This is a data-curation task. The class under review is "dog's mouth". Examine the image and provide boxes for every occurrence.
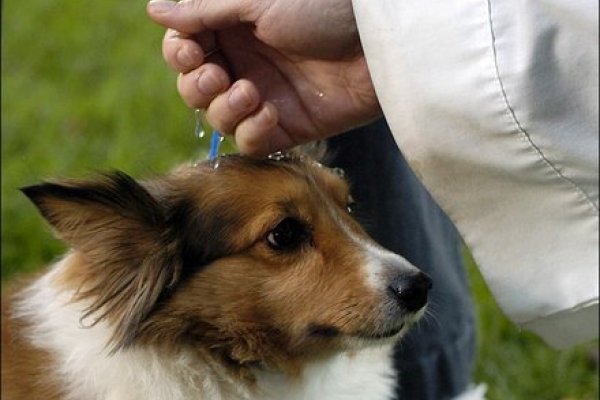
[308,323,405,340]
[353,323,405,340]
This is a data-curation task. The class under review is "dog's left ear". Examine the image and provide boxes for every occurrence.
[21,172,182,351]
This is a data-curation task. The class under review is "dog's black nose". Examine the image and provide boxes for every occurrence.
[388,272,433,312]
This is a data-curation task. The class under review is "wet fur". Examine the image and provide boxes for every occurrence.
[2,154,426,399]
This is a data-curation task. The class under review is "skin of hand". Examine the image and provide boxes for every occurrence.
[147,0,382,156]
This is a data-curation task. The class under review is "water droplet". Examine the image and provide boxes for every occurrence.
[195,109,205,139]
[332,167,345,177]
[267,151,287,161]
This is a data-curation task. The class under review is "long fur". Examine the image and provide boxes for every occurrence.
[2,154,429,400]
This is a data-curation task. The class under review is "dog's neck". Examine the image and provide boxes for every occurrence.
[15,255,397,400]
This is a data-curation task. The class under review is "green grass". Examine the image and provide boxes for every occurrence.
[2,1,597,398]
[464,252,598,400]
[2,0,232,278]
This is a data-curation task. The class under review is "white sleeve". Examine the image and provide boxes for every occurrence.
[352,0,598,348]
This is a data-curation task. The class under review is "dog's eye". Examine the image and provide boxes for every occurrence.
[267,217,310,251]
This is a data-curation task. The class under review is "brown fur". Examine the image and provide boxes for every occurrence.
[3,154,417,395]
[2,279,65,399]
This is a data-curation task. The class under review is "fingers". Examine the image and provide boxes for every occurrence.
[201,81,297,156]
[148,0,296,156]
[177,67,297,156]
[235,103,298,157]
[163,29,204,73]
[163,28,222,74]
[177,64,230,109]
[205,80,260,134]
[147,0,260,34]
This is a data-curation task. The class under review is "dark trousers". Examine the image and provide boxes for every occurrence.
[326,119,476,400]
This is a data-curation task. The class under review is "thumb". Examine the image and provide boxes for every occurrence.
[147,0,261,34]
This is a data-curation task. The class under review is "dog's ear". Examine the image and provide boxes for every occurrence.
[21,172,165,248]
[21,172,182,351]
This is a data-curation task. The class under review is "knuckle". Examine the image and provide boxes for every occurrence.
[177,74,207,109]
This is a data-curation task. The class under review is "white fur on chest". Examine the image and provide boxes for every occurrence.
[257,345,396,400]
[15,259,397,400]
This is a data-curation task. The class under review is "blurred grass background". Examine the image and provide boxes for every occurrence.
[1,1,597,399]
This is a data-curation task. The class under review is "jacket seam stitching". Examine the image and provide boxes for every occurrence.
[486,0,599,214]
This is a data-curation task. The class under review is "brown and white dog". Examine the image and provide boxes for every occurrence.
[1,153,431,400]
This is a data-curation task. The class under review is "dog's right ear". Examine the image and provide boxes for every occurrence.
[21,172,165,251]
[21,172,183,351]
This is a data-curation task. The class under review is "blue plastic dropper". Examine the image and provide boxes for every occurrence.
[208,130,223,161]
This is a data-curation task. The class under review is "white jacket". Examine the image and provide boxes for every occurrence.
[353,0,598,348]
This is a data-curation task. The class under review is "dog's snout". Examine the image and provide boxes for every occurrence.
[388,272,432,312]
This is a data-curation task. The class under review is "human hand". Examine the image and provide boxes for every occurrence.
[147,0,381,156]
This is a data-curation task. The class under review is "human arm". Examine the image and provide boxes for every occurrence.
[353,0,598,348]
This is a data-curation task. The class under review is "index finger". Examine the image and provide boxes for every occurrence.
[147,0,262,34]
[162,29,204,73]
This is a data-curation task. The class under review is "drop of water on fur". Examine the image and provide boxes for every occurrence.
[332,167,345,178]
[267,151,287,161]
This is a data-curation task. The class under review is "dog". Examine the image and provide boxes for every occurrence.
[1,152,432,400]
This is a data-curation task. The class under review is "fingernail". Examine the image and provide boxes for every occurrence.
[148,0,176,13]
[197,71,223,96]
[177,47,199,69]
[228,85,254,111]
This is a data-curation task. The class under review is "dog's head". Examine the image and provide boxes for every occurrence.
[22,154,431,375]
